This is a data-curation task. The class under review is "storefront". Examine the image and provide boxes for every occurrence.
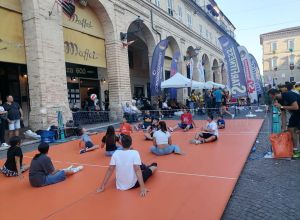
[0,0,29,125]
[62,2,107,110]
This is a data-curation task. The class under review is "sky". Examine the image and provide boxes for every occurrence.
[217,0,300,70]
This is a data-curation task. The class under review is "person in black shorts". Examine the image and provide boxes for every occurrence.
[268,89,300,153]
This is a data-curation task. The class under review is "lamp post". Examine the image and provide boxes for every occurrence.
[289,48,295,78]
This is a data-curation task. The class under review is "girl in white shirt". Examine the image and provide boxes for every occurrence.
[150,121,183,156]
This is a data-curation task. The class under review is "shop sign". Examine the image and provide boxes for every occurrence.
[66,62,98,79]
[63,2,104,39]
[63,27,106,68]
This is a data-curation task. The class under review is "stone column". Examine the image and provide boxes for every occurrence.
[22,0,71,130]
[105,41,132,121]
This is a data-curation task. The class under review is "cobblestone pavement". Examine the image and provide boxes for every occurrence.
[1,109,299,219]
[222,111,300,220]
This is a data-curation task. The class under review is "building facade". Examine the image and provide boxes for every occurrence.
[260,26,300,86]
[0,0,235,130]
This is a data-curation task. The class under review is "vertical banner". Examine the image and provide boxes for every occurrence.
[170,51,181,99]
[218,35,247,98]
[150,39,169,96]
[238,46,258,103]
[198,58,205,82]
[249,53,263,95]
[190,58,194,84]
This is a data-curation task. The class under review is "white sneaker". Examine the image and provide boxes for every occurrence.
[0,143,9,150]
[231,114,235,119]
[63,165,74,172]
[71,166,84,173]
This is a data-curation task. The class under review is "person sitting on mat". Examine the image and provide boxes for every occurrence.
[150,121,184,156]
[1,136,29,178]
[29,142,83,187]
[134,110,152,131]
[217,115,225,129]
[96,135,157,197]
[144,118,160,140]
[79,127,99,154]
[101,126,123,157]
[168,109,196,132]
[190,114,219,145]
[119,117,133,139]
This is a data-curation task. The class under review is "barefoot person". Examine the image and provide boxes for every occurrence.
[151,121,184,156]
[29,143,83,187]
[190,114,218,144]
[97,135,157,197]
[78,128,99,154]
[168,109,196,132]
[1,136,29,178]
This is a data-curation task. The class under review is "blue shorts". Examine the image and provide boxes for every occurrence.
[44,170,66,186]
[178,123,193,129]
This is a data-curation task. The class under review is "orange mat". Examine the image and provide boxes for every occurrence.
[0,119,263,220]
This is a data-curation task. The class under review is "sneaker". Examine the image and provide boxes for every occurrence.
[79,149,86,154]
[71,166,84,173]
[189,139,197,144]
[63,165,74,172]
[231,114,235,119]
[149,162,158,167]
[0,143,10,151]
[134,125,139,131]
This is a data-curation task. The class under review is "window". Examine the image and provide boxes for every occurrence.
[178,5,183,21]
[154,0,160,7]
[270,42,277,52]
[290,77,295,82]
[289,55,295,64]
[206,29,209,39]
[287,39,295,51]
[167,0,173,16]
[187,13,192,28]
[271,57,277,70]
[199,24,203,35]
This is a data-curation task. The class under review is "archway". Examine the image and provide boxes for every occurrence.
[202,54,210,82]
[127,22,156,99]
[212,59,219,83]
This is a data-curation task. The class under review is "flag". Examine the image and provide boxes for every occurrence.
[218,35,247,98]
[238,46,258,103]
[57,0,75,18]
[170,51,180,99]
[249,54,263,95]
[150,39,168,96]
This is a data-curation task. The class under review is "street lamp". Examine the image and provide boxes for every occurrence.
[289,48,295,76]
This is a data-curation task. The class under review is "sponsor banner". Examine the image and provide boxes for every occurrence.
[218,36,247,98]
[170,51,180,99]
[238,46,258,103]
[198,59,205,82]
[63,27,106,68]
[150,39,168,96]
[249,53,263,94]
[0,7,26,64]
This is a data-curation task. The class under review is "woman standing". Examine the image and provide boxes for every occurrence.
[150,121,183,156]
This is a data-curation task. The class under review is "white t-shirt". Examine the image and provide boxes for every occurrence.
[206,121,219,137]
[153,130,171,145]
[110,150,141,190]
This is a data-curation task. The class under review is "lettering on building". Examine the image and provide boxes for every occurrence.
[64,41,98,61]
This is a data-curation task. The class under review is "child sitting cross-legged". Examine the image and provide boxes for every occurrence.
[78,127,99,154]
[97,135,157,197]
[101,126,123,157]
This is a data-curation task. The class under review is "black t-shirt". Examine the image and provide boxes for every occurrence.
[29,154,55,187]
[3,102,21,120]
[102,135,120,151]
[4,146,23,172]
[282,91,300,115]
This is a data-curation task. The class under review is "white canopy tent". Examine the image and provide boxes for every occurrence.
[161,72,204,89]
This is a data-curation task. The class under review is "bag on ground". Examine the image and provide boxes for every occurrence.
[269,131,294,158]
